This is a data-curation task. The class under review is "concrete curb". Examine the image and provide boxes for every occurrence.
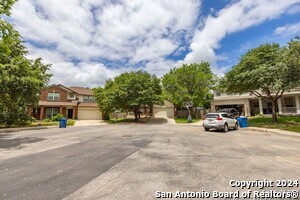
[0,126,57,133]
[243,127,300,138]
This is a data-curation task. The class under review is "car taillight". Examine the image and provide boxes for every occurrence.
[216,117,223,120]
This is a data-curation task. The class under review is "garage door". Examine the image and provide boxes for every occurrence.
[78,107,102,120]
[153,107,174,118]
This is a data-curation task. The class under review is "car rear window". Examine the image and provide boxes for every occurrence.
[205,114,219,118]
[221,114,229,118]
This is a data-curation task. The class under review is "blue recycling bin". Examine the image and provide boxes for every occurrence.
[59,118,67,128]
[237,116,248,128]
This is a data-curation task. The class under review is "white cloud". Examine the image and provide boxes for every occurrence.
[10,0,300,87]
[184,0,300,65]
[25,44,121,87]
[287,4,300,14]
[11,0,201,86]
[274,22,300,38]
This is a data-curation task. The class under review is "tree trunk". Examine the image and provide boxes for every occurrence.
[133,109,138,121]
[271,100,278,123]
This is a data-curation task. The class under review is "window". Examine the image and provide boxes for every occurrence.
[205,114,219,118]
[221,113,229,118]
[46,108,58,119]
[285,98,294,107]
[47,93,59,101]
[83,96,95,102]
[253,102,259,107]
[69,93,75,98]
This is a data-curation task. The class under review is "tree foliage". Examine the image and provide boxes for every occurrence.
[0,0,52,126]
[93,70,163,120]
[0,0,16,16]
[162,62,215,108]
[220,38,300,122]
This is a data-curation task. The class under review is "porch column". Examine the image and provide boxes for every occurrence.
[72,106,76,119]
[296,95,300,114]
[211,103,216,112]
[59,106,63,114]
[258,98,263,114]
[40,106,44,120]
[244,99,250,116]
[277,98,282,114]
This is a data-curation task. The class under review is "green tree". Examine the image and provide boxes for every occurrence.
[93,70,163,120]
[162,62,215,109]
[220,39,300,122]
[0,0,16,16]
[0,0,52,126]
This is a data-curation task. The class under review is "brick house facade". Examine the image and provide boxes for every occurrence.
[29,84,101,120]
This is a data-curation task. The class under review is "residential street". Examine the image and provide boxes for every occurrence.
[0,124,299,200]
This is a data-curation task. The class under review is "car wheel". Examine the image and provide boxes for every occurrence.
[223,124,228,133]
[204,128,209,131]
[234,123,239,130]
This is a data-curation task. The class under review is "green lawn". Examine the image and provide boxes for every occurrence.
[248,116,300,133]
[175,117,201,124]
[0,119,76,128]
[105,118,147,124]
[32,121,59,126]
[32,119,76,126]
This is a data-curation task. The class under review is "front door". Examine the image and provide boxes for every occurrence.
[67,109,73,119]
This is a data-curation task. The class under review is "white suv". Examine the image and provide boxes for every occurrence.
[203,113,239,132]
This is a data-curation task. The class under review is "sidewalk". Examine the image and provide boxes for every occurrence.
[243,127,300,138]
[74,120,107,126]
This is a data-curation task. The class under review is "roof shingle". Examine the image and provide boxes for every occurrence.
[69,87,93,95]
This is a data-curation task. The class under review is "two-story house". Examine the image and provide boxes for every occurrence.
[211,88,300,116]
[28,84,102,120]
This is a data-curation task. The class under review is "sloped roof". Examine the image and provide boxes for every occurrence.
[39,101,78,106]
[69,87,93,95]
[43,84,74,93]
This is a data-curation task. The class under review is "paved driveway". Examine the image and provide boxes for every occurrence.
[74,120,107,126]
[0,125,299,200]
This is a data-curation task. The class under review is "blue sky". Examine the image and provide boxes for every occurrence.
[10,0,300,87]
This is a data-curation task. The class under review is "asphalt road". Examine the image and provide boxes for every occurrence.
[0,124,299,200]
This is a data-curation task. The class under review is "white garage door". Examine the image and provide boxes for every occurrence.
[153,107,174,118]
[78,107,102,120]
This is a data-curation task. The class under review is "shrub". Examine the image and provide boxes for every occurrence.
[0,110,31,127]
[30,117,37,122]
[43,118,51,122]
[255,113,265,118]
[102,112,110,120]
[67,119,76,126]
[52,113,64,121]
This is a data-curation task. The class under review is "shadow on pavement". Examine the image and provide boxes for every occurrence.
[146,118,168,124]
[0,137,45,149]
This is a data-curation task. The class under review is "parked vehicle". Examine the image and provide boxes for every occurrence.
[203,113,239,132]
[218,108,239,117]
